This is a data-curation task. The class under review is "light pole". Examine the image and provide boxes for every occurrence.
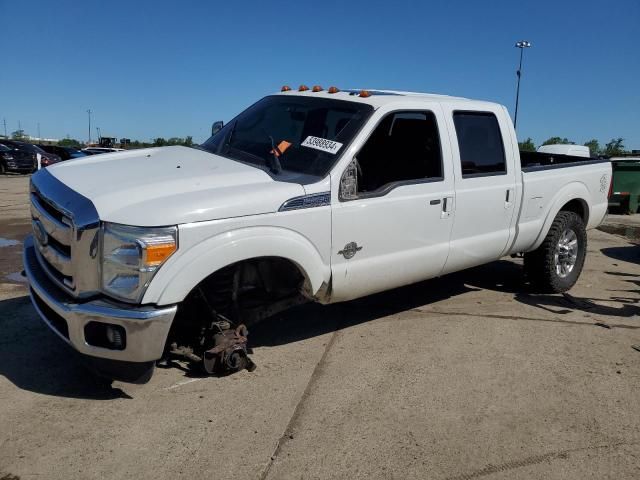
[87,109,92,144]
[514,40,531,131]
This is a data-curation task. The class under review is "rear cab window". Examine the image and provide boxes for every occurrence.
[453,111,506,177]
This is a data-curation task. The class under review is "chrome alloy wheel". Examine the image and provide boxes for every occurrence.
[554,229,578,278]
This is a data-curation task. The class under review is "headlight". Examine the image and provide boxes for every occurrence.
[101,222,177,303]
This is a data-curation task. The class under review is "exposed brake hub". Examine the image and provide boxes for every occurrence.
[203,324,256,375]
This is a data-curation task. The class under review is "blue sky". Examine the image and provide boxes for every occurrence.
[1,0,638,148]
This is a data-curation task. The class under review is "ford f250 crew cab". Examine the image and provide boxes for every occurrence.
[23,87,611,382]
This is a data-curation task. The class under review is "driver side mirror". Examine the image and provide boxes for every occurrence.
[211,121,224,136]
[339,159,359,201]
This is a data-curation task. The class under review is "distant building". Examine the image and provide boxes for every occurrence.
[27,136,59,144]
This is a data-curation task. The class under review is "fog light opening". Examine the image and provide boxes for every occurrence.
[84,322,126,350]
[106,326,124,348]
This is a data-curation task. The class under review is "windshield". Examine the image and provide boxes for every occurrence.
[200,95,373,178]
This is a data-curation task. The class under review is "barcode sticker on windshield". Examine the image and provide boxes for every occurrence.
[301,136,343,154]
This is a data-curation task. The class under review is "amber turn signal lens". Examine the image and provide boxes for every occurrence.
[145,243,177,267]
[328,86,340,93]
[281,85,292,92]
[298,85,309,91]
[312,85,323,92]
[359,90,371,98]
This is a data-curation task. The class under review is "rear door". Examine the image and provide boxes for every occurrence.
[441,106,518,274]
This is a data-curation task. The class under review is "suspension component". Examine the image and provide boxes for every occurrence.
[203,324,256,374]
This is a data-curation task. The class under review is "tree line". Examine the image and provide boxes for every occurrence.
[518,136,629,157]
[58,136,195,149]
[8,129,194,150]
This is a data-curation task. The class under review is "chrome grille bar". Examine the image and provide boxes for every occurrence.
[30,193,72,245]
[32,233,73,277]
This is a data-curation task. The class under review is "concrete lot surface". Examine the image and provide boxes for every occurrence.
[0,174,639,479]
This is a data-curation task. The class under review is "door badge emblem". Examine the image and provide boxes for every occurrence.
[338,242,362,259]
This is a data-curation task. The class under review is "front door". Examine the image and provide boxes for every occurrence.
[330,107,455,302]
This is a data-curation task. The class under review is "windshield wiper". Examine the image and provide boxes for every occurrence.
[265,133,283,174]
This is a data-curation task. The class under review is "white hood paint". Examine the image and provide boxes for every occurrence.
[48,146,305,226]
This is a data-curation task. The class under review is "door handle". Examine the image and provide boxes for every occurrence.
[505,188,514,209]
[430,199,441,205]
[441,196,454,219]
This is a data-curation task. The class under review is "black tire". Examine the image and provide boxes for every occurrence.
[524,211,587,293]
[0,161,6,175]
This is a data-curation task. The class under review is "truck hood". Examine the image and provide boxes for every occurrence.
[47,146,305,226]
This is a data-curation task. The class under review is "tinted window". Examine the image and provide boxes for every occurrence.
[356,111,443,194]
[453,112,506,176]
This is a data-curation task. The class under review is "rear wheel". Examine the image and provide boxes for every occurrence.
[524,211,587,293]
[0,162,6,175]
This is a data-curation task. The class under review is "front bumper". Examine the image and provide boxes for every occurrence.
[5,163,34,173]
[23,235,177,364]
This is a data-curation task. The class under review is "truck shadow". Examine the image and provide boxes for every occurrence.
[0,295,132,400]
[601,245,640,265]
[251,260,521,348]
[251,259,640,348]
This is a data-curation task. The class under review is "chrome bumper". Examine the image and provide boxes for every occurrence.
[23,235,177,363]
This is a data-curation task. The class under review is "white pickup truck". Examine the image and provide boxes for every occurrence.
[23,87,611,382]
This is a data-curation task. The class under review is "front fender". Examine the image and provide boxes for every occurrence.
[529,181,590,251]
[142,226,330,305]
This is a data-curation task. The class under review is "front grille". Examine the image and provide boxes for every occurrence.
[32,191,69,224]
[30,169,101,298]
[46,234,71,258]
[31,190,75,290]
[37,251,73,286]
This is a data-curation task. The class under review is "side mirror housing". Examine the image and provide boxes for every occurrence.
[211,121,224,136]
[339,159,359,201]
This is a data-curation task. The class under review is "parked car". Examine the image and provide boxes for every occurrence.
[0,139,61,169]
[37,144,88,161]
[0,143,35,173]
[23,87,611,383]
[82,147,125,155]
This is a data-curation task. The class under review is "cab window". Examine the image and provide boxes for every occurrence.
[453,111,506,177]
[355,111,443,194]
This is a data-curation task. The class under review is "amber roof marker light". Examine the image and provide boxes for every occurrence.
[312,85,323,92]
[359,90,371,98]
[328,86,340,94]
[281,85,292,92]
[298,85,310,91]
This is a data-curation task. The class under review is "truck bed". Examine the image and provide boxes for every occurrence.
[509,152,611,255]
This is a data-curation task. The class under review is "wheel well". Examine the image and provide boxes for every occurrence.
[559,198,588,224]
[167,257,309,353]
